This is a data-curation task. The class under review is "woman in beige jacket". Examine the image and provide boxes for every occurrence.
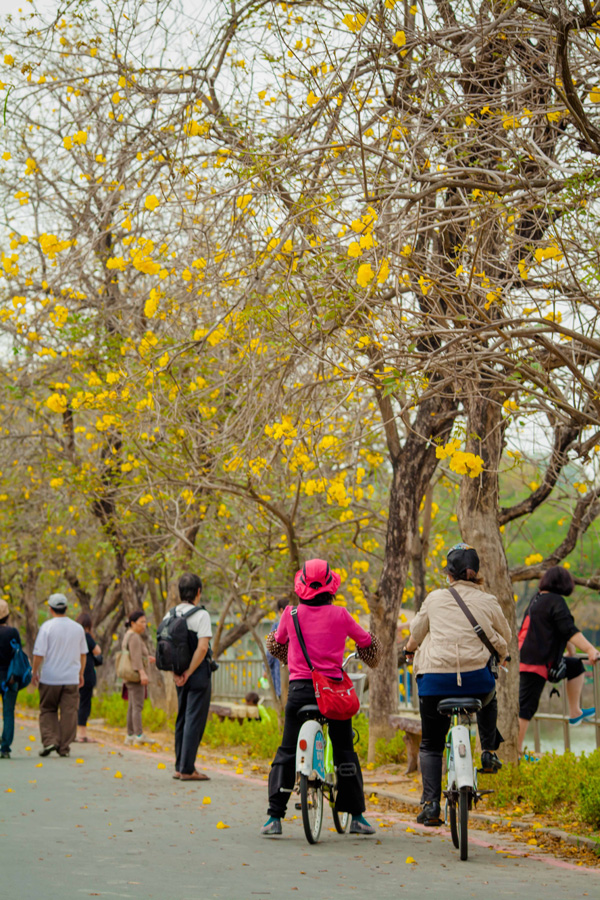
[405,543,511,827]
[122,611,156,746]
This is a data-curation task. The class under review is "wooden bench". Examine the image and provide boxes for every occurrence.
[389,714,422,774]
[209,701,260,723]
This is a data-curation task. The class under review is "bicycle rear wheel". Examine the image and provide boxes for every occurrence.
[458,786,469,861]
[448,799,459,849]
[331,803,350,833]
[300,773,324,844]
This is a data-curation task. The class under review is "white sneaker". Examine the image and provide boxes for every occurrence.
[124,735,135,745]
[134,733,156,745]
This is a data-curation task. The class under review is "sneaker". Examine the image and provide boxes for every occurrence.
[39,744,57,757]
[133,733,156,745]
[349,815,376,835]
[0,750,10,759]
[570,707,595,726]
[260,817,282,836]
[480,751,502,774]
[416,801,443,827]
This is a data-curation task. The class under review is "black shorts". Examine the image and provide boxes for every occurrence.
[519,656,585,720]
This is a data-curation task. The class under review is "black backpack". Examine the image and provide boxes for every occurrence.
[156,605,203,675]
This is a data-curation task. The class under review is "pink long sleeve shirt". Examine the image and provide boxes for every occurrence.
[275,604,372,681]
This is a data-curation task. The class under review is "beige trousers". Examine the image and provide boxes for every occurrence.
[39,683,80,754]
[126,682,145,736]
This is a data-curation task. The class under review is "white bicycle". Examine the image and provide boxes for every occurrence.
[439,697,493,861]
[294,653,366,844]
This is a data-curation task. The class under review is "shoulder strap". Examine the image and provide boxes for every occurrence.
[447,586,498,660]
[290,607,313,671]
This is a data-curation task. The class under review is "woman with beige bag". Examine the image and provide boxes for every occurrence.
[118,611,156,746]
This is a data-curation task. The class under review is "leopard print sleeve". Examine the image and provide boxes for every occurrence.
[356,633,381,668]
[266,631,288,665]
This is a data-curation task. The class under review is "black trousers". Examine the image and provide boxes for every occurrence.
[419,690,502,803]
[78,680,95,727]
[175,660,212,775]
[267,679,365,818]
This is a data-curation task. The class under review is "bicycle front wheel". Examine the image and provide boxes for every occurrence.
[300,773,324,844]
[458,787,469,861]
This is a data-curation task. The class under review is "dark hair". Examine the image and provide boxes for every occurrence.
[245,691,259,705]
[178,572,202,603]
[0,614,8,625]
[77,612,93,631]
[126,609,146,627]
[463,568,484,585]
[539,566,574,596]
[299,591,334,607]
[276,597,288,612]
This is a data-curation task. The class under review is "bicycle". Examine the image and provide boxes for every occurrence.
[439,696,493,861]
[294,652,366,844]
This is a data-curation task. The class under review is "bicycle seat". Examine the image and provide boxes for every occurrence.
[297,704,325,723]
[437,697,482,715]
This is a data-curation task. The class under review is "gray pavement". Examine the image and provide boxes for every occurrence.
[1,724,598,900]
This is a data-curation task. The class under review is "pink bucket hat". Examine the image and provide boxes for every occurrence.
[294,558,341,601]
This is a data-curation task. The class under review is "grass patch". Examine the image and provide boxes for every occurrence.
[480,750,600,830]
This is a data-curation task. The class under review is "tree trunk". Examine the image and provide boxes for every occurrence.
[22,566,39,658]
[457,393,519,763]
[368,391,456,760]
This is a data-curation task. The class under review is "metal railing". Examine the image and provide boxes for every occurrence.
[211,659,265,700]
[212,655,600,754]
[530,655,600,753]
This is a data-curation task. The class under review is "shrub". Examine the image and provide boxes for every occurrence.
[578,773,600,829]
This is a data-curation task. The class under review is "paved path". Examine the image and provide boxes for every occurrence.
[1,724,598,900]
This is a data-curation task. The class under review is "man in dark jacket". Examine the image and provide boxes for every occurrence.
[0,599,22,758]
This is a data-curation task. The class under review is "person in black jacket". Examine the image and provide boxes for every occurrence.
[75,613,103,743]
[0,599,21,758]
[518,566,599,752]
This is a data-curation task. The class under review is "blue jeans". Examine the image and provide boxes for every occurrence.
[267,654,281,698]
[1,685,17,753]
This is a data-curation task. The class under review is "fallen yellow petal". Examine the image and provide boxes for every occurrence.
[76,758,84,764]
[5,788,14,793]
[35,763,43,768]
[114,771,123,779]
[216,821,229,829]
[25,746,31,751]
[202,797,211,805]
[29,735,36,741]
[405,856,417,864]
[405,826,415,833]
[157,762,166,769]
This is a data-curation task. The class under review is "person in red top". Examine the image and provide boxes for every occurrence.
[518,566,599,753]
[261,558,381,837]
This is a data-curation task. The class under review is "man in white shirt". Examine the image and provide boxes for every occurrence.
[32,593,87,757]
[163,573,213,781]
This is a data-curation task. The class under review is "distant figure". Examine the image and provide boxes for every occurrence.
[162,573,213,782]
[265,597,288,698]
[0,599,22,759]
[75,613,103,743]
[122,611,156,746]
[245,691,260,706]
[32,593,87,758]
[518,566,600,752]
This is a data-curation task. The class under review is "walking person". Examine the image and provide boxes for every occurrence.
[122,610,156,746]
[518,565,599,753]
[264,597,287,699]
[75,613,103,743]
[261,558,381,837]
[405,543,512,826]
[0,599,22,759]
[32,593,87,758]
[159,573,213,781]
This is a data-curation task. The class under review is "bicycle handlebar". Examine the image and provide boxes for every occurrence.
[342,652,358,671]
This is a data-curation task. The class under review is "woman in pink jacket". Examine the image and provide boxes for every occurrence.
[261,558,381,837]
